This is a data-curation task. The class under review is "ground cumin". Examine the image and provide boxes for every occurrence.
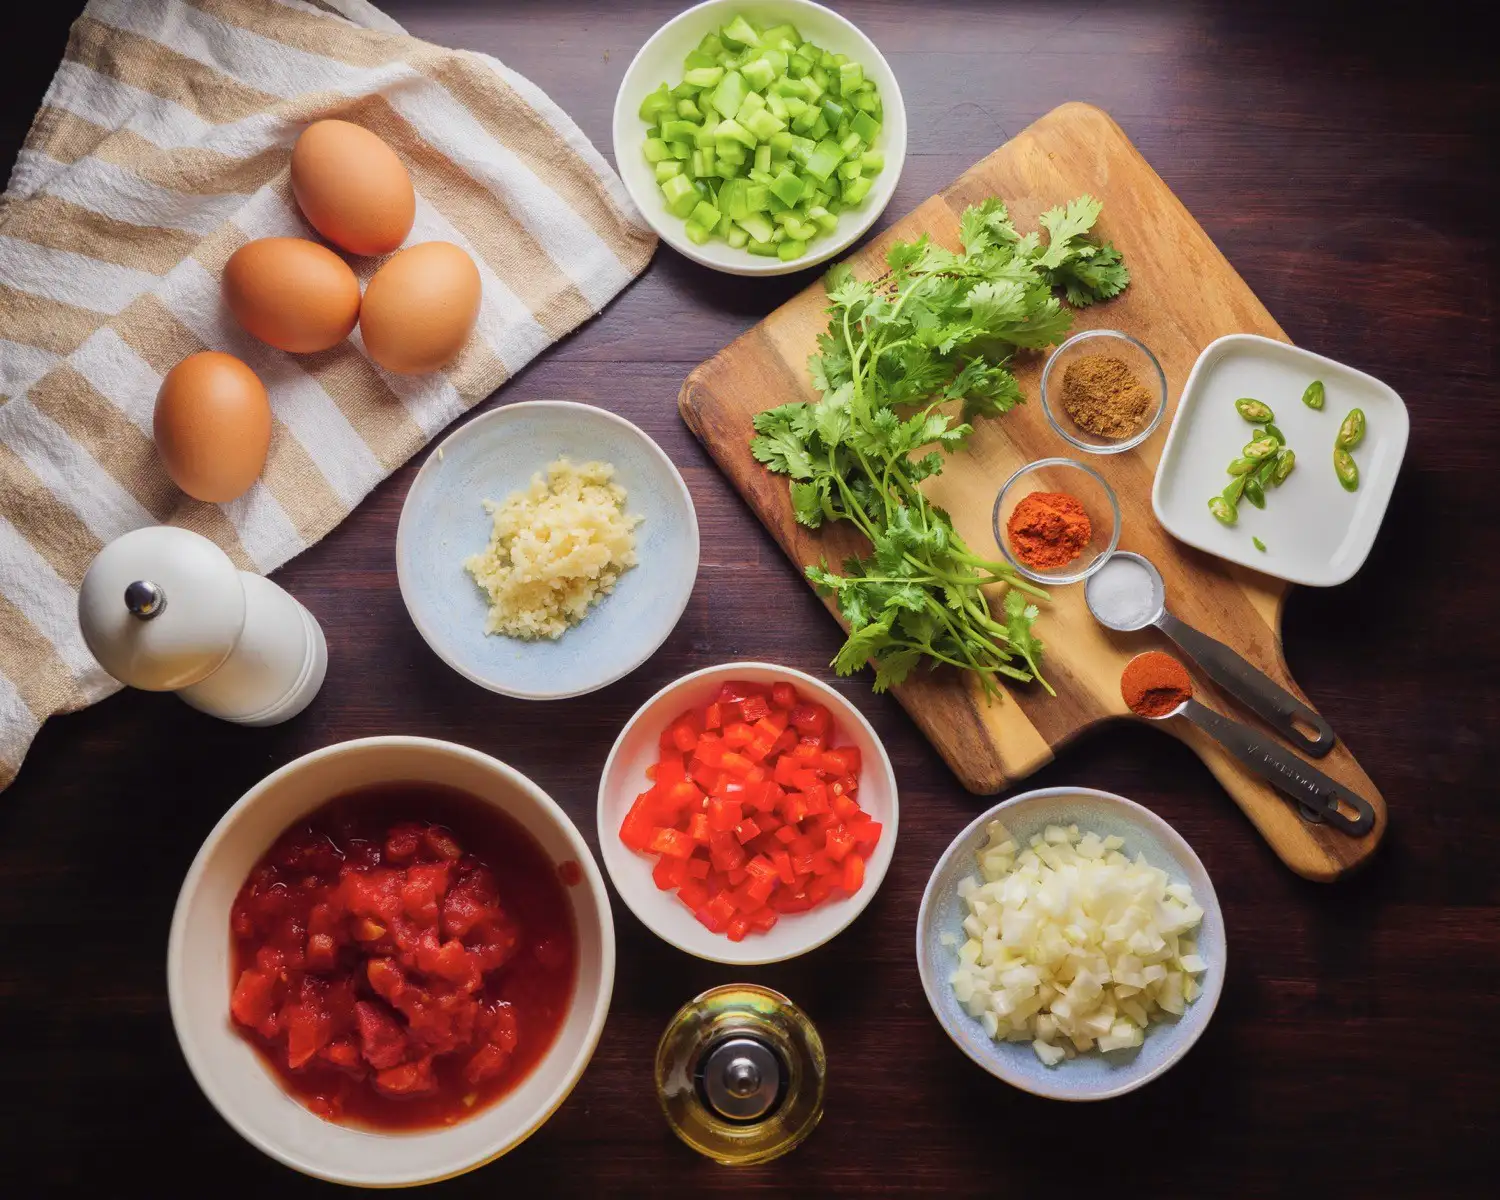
[1121,651,1192,717]
[1006,491,1092,570]
[1061,353,1154,439]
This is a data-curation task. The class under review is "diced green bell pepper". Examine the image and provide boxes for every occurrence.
[709,70,750,120]
[684,219,712,245]
[660,118,700,142]
[660,173,698,218]
[654,160,683,182]
[746,238,779,257]
[643,137,672,163]
[744,108,786,141]
[690,200,722,229]
[841,175,872,206]
[736,90,766,122]
[754,144,772,173]
[714,118,758,150]
[682,66,724,89]
[736,212,775,243]
[726,225,749,249]
[859,149,884,173]
[769,170,805,206]
[804,138,844,181]
[777,238,807,261]
[851,110,880,144]
[639,84,673,123]
[721,14,761,48]
[741,55,777,91]
[839,130,863,157]
[838,61,865,93]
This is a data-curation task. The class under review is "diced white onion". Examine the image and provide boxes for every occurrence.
[948,820,1208,1066]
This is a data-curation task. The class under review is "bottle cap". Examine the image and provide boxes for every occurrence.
[700,1035,783,1122]
[78,526,246,691]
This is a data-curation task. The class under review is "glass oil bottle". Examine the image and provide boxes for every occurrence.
[655,983,826,1166]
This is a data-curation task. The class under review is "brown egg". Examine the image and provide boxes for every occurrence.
[223,237,361,354]
[359,242,482,375]
[154,352,272,504]
[291,119,416,256]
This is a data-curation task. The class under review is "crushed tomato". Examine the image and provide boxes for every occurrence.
[620,680,882,940]
[229,784,576,1130]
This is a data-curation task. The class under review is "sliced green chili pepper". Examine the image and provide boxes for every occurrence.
[1253,536,1267,552]
[1271,448,1296,485]
[1253,455,1279,486]
[1337,408,1366,450]
[1242,436,1278,461]
[1235,397,1275,423]
[1227,457,1259,476]
[1263,423,1286,445]
[1244,477,1266,509]
[1334,447,1360,491]
[1208,496,1238,526]
[1303,380,1325,410]
[1223,476,1247,504]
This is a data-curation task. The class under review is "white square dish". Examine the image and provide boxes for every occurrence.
[1152,334,1408,586]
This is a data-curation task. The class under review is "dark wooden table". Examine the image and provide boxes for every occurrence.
[3,2,1495,1194]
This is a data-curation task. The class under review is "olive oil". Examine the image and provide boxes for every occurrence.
[655,984,825,1166]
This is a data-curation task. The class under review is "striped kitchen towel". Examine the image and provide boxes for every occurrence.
[0,0,656,789]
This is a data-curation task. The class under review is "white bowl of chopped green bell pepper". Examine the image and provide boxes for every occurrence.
[613,0,906,275]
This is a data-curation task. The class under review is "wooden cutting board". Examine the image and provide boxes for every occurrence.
[678,103,1386,881]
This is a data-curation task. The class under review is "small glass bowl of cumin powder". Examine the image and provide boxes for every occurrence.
[992,457,1121,585]
[1040,329,1168,454]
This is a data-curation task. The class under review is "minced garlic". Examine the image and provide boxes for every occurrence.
[464,458,641,640]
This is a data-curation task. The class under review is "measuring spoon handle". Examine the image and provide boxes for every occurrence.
[1156,611,1335,757]
[1177,699,1374,836]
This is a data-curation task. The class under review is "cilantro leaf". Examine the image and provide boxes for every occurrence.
[832,619,894,676]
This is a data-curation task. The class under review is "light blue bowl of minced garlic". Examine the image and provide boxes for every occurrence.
[396,401,700,699]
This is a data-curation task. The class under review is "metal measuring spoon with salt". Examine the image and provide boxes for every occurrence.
[1086,552,1335,756]
[1122,652,1375,836]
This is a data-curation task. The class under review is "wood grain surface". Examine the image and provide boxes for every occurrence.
[1,2,1496,1196]
[681,101,1387,881]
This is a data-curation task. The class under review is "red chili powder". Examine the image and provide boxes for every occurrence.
[1006,491,1092,570]
[1121,651,1193,717]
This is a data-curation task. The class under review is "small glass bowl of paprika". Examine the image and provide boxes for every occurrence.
[991,457,1121,586]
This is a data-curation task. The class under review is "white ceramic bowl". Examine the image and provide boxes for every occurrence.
[1152,333,1409,586]
[612,0,907,276]
[916,787,1225,1101]
[597,662,898,965]
[397,401,699,700]
[167,737,615,1187]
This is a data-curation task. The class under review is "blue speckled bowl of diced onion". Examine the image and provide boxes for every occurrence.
[916,787,1226,1100]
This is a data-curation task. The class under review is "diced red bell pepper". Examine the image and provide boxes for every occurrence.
[688,812,710,844]
[789,703,831,738]
[686,855,710,879]
[823,745,862,776]
[735,818,762,844]
[749,907,778,932]
[791,738,824,761]
[771,850,796,886]
[720,751,756,779]
[726,867,748,885]
[695,905,727,933]
[709,831,747,872]
[677,880,710,911]
[771,682,798,710]
[852,821,882,851]
[833,793,860,821]
[619,792,657,852]
[738,693,772,722]
[703,702,723,731]
[725,915,752,942]
[649,828,695,859]
[653,856,687,891]
[824,825,855,862]
[842,852,866,893]
[722,722,756,749]
[771,729,798,757]
[708,799,742,833]
[694,736,725,767]
[803,783,830,815]
[807,874,835,904]
[716,680,768,705]
[706,891,737,923]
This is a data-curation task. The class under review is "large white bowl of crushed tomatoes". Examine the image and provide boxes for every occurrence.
[597,662,898,965]
[167,736,614,1188]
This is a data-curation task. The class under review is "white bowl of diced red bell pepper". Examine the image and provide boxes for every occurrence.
[597,662,898,965]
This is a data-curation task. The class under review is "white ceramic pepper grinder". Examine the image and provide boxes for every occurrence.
[78,526,327,726]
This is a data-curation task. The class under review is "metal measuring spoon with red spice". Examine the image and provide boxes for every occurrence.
[1120,652,1375,837]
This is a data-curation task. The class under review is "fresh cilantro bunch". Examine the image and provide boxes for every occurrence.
[750,195,1128,698]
